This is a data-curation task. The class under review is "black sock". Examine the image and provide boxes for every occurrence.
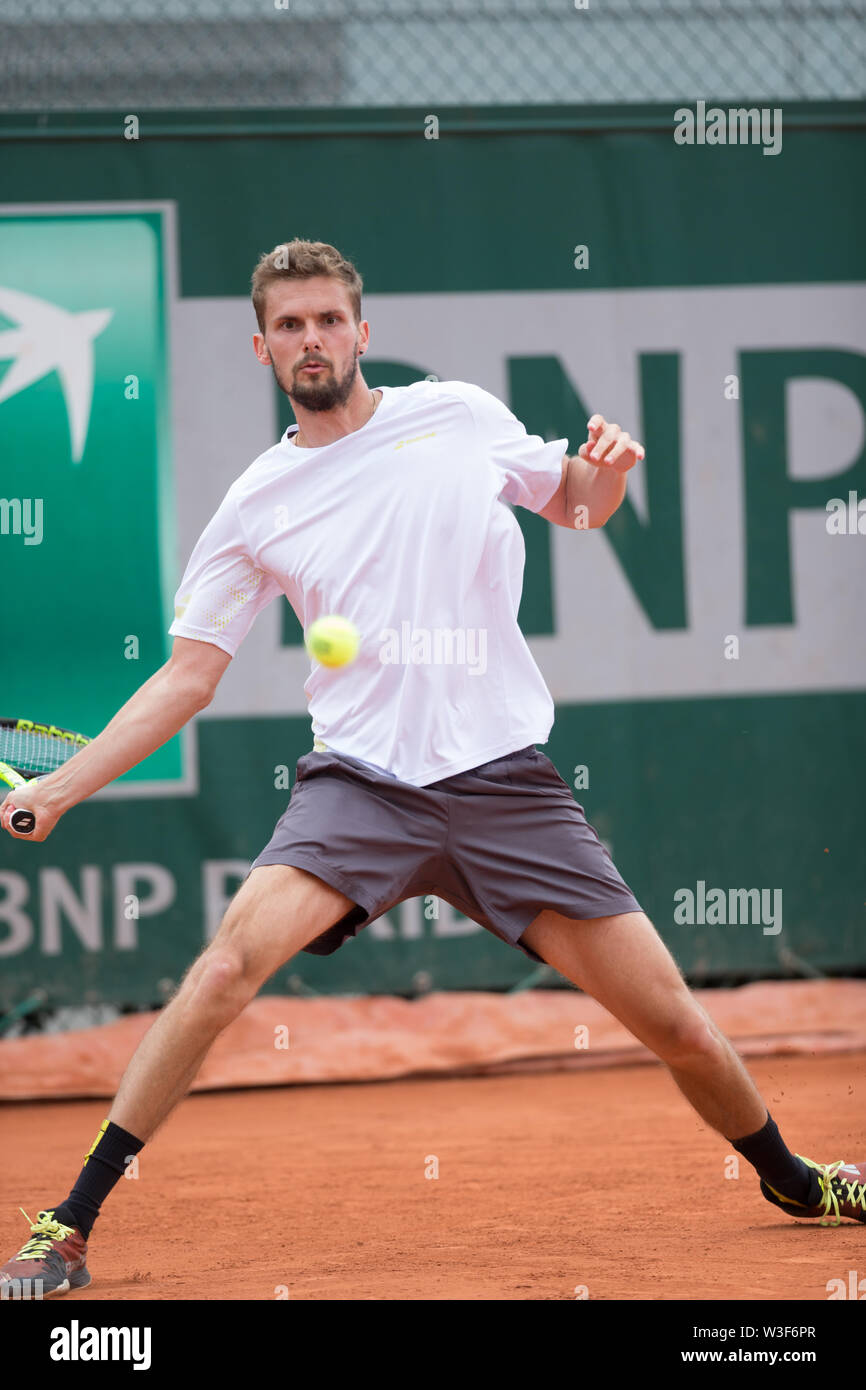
[729,1112,820,1204]
[51,1119,145,1240]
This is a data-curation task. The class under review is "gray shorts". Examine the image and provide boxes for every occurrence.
[250,745,642,962]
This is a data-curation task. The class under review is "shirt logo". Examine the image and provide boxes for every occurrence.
[395,431,437,450]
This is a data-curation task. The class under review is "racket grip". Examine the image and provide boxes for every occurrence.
[10,809,36,834]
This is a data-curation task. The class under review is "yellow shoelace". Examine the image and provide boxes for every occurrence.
[801,1158,866,1227]
[13,1208,77,1262]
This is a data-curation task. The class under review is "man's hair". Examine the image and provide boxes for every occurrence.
[251,239,363,334]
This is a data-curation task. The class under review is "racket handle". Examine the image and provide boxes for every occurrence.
[11,809,36,834]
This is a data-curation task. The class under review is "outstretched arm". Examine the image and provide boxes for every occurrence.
[0,637,231,842]
[539,415,645,529]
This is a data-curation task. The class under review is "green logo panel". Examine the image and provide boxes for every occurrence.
[0,210,179,782]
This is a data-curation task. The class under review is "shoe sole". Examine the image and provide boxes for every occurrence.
[0,1267,92,1300]
[761,1180,866,1225]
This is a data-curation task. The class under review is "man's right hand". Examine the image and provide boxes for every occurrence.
[0,783,64,842]
[0,638,230,845]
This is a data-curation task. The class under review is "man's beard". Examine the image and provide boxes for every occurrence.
[272,350,360,412]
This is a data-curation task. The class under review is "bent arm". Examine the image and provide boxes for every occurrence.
[539,452,629,529]
[539,417,644,529]
[33,636,231,816]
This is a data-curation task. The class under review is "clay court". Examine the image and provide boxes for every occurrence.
[2,1017,862,1301]
[1,10,862,1314]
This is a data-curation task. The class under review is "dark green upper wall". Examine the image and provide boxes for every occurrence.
[2,103,864,296]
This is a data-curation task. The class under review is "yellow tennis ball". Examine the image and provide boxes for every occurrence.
[305,614,360,668]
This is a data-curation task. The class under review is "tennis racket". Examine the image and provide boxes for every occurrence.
[0,718,92,835]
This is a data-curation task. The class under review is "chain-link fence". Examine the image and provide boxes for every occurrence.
[1,0,864,111]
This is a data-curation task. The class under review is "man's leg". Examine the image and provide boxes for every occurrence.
[520,909,817,1200]
[108,864,354,1140]
[46,866,355,1240]
[522,908,764,1135]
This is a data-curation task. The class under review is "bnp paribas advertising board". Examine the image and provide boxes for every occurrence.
[0,107,864,1007]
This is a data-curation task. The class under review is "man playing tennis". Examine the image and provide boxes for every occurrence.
[1,238,863,1297]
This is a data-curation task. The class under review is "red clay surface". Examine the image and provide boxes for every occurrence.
[1,1050,863,1300]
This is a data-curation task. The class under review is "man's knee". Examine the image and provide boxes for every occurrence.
[178,944,256,1021]
[653,998,725,1068]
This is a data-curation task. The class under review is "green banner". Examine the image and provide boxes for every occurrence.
[0,106,864,1008]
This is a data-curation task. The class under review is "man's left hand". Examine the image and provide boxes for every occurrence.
[578,415,645,473]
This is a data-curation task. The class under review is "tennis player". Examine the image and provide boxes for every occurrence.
[1,239,863,1298]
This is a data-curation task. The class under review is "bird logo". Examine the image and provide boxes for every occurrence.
[0,285,113,464]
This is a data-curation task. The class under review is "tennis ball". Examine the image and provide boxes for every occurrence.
[305,614,360,668]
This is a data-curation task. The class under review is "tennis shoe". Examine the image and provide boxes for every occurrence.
[0,1208,91,1298]
[760,1157,866,1226]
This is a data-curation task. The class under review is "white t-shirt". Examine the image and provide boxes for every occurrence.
[169,378,568,786]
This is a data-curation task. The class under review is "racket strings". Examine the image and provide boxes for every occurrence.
[0,724,90,777]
